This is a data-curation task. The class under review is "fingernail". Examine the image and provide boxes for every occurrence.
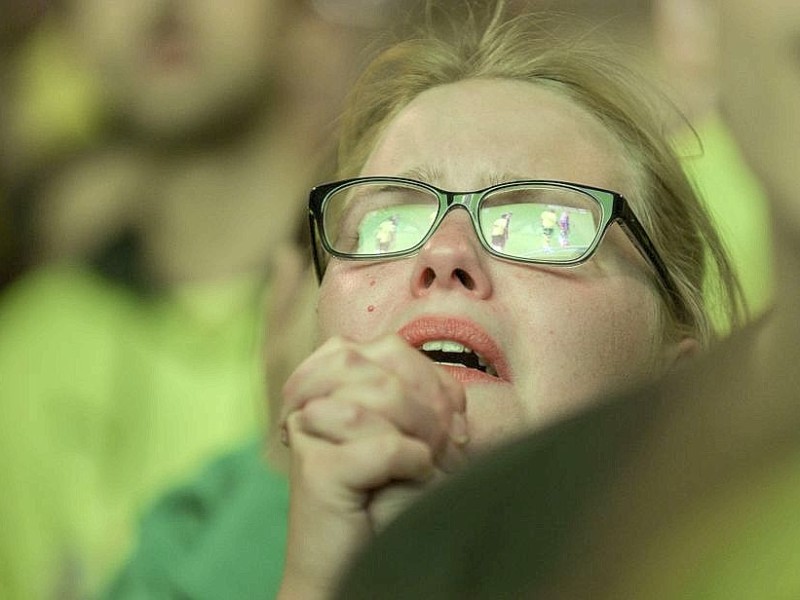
[449,412,470,445]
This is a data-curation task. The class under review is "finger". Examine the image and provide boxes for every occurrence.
[287,410,436,492]
[297,397,395,444]
[282,338,457,450]
[322,374,456,453]
[359,335,469,450]
[280,337,371,420]
[284,335,466,423]
[297,398,466,474]
[281,335,469,467]
[338,434,437,489]
[366,335,468,415]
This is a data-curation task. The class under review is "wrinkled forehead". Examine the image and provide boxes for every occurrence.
[360,78,641,197]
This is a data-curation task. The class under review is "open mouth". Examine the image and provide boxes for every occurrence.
[418,340,499,377]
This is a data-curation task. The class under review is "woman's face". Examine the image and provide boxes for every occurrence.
[318,78,682,449]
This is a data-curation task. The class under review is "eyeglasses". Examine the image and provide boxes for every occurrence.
[308,176,682,312]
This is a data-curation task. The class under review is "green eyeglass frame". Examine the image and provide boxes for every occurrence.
[308,176,684,317]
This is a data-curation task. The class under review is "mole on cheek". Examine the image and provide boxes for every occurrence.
[369,280,376,287]
[367,305,376,313]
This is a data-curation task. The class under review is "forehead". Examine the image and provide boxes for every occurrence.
[361,78,635,194]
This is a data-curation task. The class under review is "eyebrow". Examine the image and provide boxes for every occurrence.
[396,165,444,183]
[484,171,530,186]
[396,166,531,189]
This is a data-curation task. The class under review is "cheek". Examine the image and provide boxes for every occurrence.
[504,271,663,422]
[317,263,404,341]
[555,282,661,373]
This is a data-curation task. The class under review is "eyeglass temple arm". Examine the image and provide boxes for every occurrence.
[309,211,326,283]
[616,203,688,323]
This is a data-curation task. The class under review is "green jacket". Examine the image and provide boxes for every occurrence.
[104,440,288,600]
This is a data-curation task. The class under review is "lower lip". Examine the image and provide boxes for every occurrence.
[436,364,504,384]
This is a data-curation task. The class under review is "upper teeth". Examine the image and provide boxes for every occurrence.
[421,340,472,353]
[419,340,498,377]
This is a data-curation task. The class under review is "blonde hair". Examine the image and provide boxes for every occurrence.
[334,0,745,347]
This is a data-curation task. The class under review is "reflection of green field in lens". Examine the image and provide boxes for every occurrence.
[357,205,437,254]
[481,204,597,260]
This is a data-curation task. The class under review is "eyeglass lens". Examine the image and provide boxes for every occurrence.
[322,181,603,261]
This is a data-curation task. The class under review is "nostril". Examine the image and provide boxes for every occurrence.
[453,268,475,290]
[421,267,435,288]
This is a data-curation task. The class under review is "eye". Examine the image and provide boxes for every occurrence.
[479,186,601,260]
[326,183,439,255]
[356,203,439,254]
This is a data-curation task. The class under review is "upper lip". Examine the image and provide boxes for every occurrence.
[397,315,510,380]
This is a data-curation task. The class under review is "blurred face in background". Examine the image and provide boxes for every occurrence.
[717,0,800,224]
[68,0,292,141]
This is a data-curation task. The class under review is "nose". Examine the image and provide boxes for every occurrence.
[410,210,493,299]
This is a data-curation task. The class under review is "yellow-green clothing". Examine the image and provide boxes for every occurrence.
[0,264,266,599]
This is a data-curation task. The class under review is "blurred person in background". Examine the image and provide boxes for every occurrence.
[0,1,373,598]
[335,0,800,597]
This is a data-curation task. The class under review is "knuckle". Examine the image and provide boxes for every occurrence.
[337,401,365,430]
[376,371,403,399]
[341,346,368,369]
[299,398,327,424]
[303,398,365,431]
[373,434,405,463]
[285,410,303,432]
[427,393,452,424]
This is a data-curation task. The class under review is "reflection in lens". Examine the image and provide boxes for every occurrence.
[480,186,601,261]
[324,182,438,255]
[357,204,437,254]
